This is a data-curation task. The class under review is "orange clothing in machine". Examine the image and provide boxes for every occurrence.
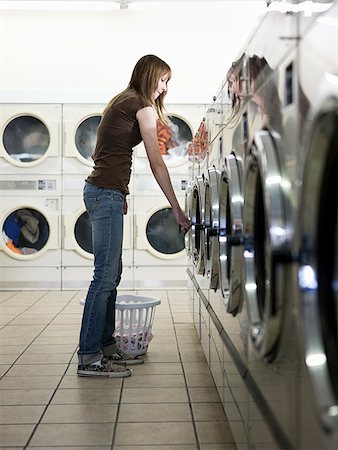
[156,120,174,155]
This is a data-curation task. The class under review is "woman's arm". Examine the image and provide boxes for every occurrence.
[136,106,190,231]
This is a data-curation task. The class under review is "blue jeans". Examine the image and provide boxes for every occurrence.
[78,181,126,365]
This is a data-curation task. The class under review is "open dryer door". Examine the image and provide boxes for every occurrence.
[204,166,221,290]
[218,153,244,314]
[298,102,338,433]
[191,175,206,275]
[243,130,292,360]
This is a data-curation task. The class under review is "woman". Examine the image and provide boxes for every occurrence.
[78,55,191,378]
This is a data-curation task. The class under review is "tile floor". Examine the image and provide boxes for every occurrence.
[0,289,236,450]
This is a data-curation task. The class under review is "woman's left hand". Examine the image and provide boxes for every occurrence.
[124,200,128,215]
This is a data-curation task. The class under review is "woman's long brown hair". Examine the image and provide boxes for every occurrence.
[103,54,171,123]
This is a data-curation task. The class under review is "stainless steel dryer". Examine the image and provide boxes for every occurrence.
[240,4,300,448]
[297,1,338,448]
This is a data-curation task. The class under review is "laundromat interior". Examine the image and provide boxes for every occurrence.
[0,0,337,449]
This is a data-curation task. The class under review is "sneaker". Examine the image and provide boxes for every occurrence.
[77,357,132,378]
[108,348,144,365]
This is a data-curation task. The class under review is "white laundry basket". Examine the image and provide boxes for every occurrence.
[114,295,161,356]
[80,294,161,356]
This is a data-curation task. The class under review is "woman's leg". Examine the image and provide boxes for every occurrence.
[78,183,125,365]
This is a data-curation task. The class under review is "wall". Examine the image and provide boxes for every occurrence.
[0,1,266,104]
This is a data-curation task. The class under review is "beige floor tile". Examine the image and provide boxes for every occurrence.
[0,389,53,405]
[42,403,118,423]
[27,447,110,450]
[0,376,61,390]
[196,421,235,444]
[188,387,222,403]
[0,354,19,364]
[33,336,79,345]
[51,388,121,405]
[118,362,183,375]
[122,387,189,403]
[124,374,185,388]
[0,325,46,337]
[59,375,122,389]
[113,446,198,450]
[0,424,35,446]
[0,405,45,424]
[118,403,191,422]
[0,337,34,345]
[182,361,210,374]
[114,422,196,446]
[0,345,27,354]
[24,344,76,354]
[6,364,67,377]
[29,423,114,446]
[191,403,228,421]
[185,372,216,387]
[200,445,238,450]
[15,353,72,364]
[180,351,208,363]
[28,447,109,450]
[9,316,55,325]
[0,365,10,377]
[143,351,180,363]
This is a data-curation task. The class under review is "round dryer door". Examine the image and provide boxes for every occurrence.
[3,116,50,166]
[146,207,185,256]
[75,115,101,165]
[218,153,244,313]
[2,207,51,259]
[204,166,221,290]
[243,130,291,360]
[160,115,193,167]
[74,211,93,256]
[298,103,338,431]
[191,175,206,275]
[184,181,193,257]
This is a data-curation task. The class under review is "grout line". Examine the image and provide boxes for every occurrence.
[167,293,201,450]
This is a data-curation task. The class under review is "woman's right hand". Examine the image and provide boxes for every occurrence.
[172,206,191,234]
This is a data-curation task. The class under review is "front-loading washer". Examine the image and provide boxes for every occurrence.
[62,104,104,175]
[61,175,133,289]
[296,2,338,448]
[133,180,187,288]
[133,104,205,176]
[0,104,62,175]
[0,174,61,289]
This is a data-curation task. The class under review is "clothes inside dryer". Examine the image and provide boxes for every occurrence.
[3,115,50,163]
[159,115,193,161]
[146,207,184,255]
[74,115,101,162]
[2,207,49,255]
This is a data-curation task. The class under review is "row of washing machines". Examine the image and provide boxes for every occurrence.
[0,102,206,289]
[184,1,337,449]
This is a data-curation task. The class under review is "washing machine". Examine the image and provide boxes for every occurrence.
[133,172,188,288]
[133,104,206,176]
[296,2,338,448]
[61,175,133,289]
[62,104,104,175]
[0,174,61,289]
[0,104,62,174]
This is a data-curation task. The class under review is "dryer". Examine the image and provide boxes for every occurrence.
[133,104,206,176]
[133,173,187,288]
[0,174,61,289]
[61,175,133,289]
[62,104,104,175]
[0,104,61,175]
[296,2,338,448]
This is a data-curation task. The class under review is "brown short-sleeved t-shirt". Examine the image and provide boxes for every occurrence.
[86,93,148,194]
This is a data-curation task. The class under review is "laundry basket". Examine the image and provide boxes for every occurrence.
[114,295,161,356]
[79,294,161,356]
